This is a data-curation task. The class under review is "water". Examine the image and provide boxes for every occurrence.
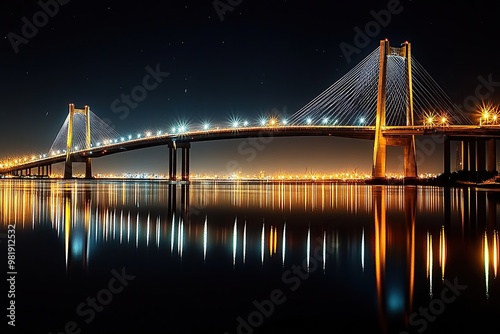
[1,180,499,333]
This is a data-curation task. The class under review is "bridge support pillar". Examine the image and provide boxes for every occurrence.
[443,137,451,176]
[469,139,476,173]
[487,139,497,172]
[64,160,73,179]
[404,136,418,180]
[168,143,177,181]
[461,141,469,171]
[85,158,92,179]
[477,139,486,173]
[181,143,190,182]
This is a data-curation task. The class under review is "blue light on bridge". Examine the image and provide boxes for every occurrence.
[359,117,365,125]
[306,117,312,125]
[282,119,288,125]
[202,123,210,130]
[322,117,329,124]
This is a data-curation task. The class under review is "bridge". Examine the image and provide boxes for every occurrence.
[1,40,499,181]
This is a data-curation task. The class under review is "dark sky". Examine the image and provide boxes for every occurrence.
[1,0,499,176]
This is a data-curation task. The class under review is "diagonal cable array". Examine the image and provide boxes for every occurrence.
[49,109,121,154]
[289,46,472,126]
[288,47,381,126]
[411,58,472,125]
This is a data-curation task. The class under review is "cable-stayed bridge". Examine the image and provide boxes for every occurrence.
[1,40,499,181]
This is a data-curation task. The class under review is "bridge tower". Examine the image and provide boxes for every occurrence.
[372,40,417,181]
[64,103,92,179]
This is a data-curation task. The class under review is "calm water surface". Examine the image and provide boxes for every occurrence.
[1,180,499,333]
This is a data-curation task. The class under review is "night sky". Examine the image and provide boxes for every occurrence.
[1,0,499,176]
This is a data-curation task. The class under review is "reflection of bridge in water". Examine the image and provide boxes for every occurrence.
[1,182,498,317]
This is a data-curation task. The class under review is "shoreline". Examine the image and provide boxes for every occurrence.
[1,175,500,189]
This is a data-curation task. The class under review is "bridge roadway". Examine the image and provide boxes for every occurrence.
[1,125,500,175]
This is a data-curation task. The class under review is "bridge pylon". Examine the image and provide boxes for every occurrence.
[372,39,417,181]
[64,103,92,179]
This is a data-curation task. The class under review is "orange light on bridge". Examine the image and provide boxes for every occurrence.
[440,116,449,126]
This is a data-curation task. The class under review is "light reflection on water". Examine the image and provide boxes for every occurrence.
[0,180,499,333]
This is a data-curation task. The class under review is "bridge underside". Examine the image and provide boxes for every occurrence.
[2,128,499,179]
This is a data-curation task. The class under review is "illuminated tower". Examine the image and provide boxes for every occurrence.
[64,103,92,179]
[372,40,417,181]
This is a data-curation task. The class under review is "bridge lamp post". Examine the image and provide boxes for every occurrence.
[440,116,448,127]
[306,117,312,125]
[426,116,434,127]
[359,117,365,125]
[322,117,329,125]
[202,123,210,130]
[282,118,288,125]
[481,109,490,126]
